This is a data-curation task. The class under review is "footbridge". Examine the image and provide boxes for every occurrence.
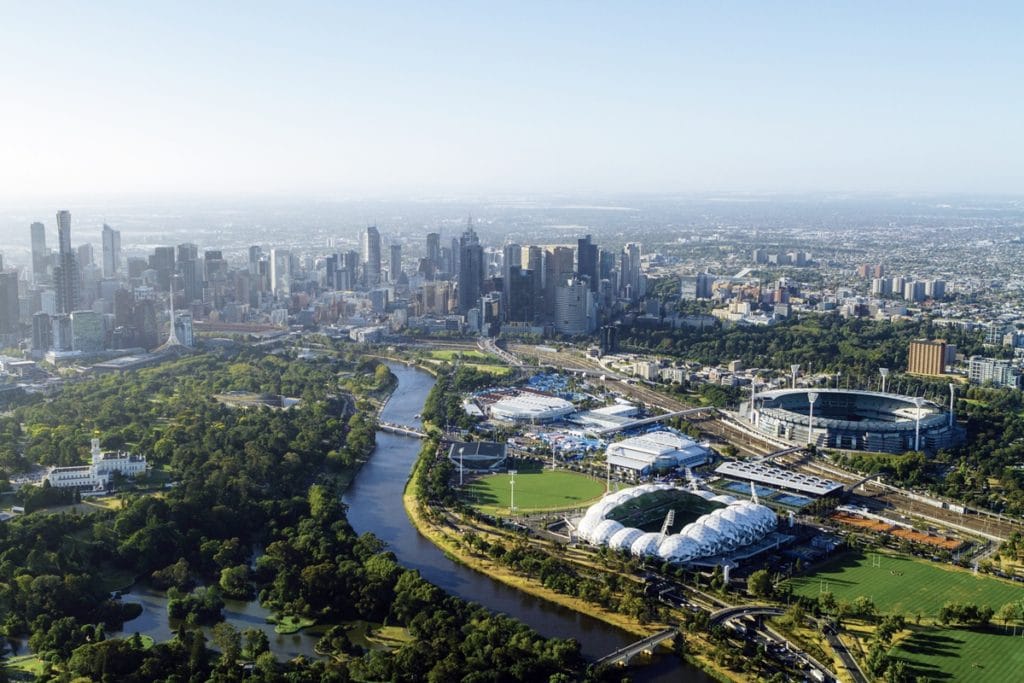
[593,627,677,667]
[377,421,426,438]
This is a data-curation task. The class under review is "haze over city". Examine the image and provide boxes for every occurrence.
[2,1,1023,199]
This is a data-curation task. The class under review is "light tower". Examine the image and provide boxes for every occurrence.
[459,447,465,486]
[913,397,925,451]
[949,383,956,428]
[807,391,819,446]
[790,364,800,389]
[508,469,516,516]
[879,367,890,394]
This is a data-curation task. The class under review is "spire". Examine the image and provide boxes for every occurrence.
[156,277,182,351]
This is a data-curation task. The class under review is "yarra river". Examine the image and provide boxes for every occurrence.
[117,363,709,680]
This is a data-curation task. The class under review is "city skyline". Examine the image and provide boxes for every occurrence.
[2,3,1023,197]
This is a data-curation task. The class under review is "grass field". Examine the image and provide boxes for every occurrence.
[427,349,494,362]
[464,363,512,376]
[464,469,605,515]
[6,654,47,681]
[270,615,316,634]
[890,627,1024,682]
[789,552,1022,619]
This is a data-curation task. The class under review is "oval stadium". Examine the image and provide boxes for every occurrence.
[748,388,964,454]
[574,484,777,564]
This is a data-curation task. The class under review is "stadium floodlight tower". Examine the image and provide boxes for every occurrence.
[508,469,517,515]
[913,397,925,451]
[790,364,801,389]
[458,447,465,486]
[807,391,819,446]
[879,367,890,394]
[949,383,956,427]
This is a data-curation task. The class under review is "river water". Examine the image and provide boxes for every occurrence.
[115,362,709,680]
[343,363,711,682]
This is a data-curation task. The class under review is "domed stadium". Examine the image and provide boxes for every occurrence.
[575,484,777,563]
[747,389,964,454]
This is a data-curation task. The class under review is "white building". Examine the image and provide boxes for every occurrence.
[45,437,148,491]
[488,392,575,424]
[606,431,712,477]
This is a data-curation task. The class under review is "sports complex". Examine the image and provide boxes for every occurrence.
[746,388,965,454]
[574,483,780,565]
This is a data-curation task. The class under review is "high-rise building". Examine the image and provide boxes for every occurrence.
[576,235,599,292]
[362,226,382,286]
[544,246,575,319]
[968,356,1021,389]
[390,244,402,283]
[54,210,80,314]
[31,222,49,283]
[695,272,715,299]
[77,243,94,269]
[149,246,176,290]
[554,276,594,335]
[71,309,105,353]
[426,233,441,276]
[0,272,19,336]
[457,220,484,314]
[32,312,52,352]
[270,248,292,297]
[101,224,121,278]
[501,243,521,317]
[907,339,947,376]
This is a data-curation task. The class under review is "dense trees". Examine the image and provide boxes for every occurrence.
[0,351,581,680]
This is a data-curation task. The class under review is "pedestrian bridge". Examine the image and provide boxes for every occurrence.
[377,421,426,438]
[593,627,677,667]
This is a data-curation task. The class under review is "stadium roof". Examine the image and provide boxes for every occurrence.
[606,431,711,472]
[488,393,575,422]
[715,460,843,497]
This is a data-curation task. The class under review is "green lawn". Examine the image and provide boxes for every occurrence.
[464,469,606,515]
[427,349,494,362]
[789,552,1022,619]
[5,654,47,681]
[270,615,316,634]
[465,363,512,377]
[890,627,1024,682]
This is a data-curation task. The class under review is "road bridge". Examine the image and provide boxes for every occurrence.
[593,627,677,667]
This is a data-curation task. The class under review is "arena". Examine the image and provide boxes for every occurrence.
[574,484,777,564]
[474,388,576,424]
[747,389,964,454]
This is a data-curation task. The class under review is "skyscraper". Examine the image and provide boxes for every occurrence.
[361,226,382,286]
[457,219,484,314]
[390,244,402,283]
[101,224,121,278]
[576,234,599,292]
[31,222,49,283]
[501,243,521,317]
[0,271,19,336]
[54,210,80,315]
[270,248,292,297]
[544,246,575,319]
[426,232,441,275]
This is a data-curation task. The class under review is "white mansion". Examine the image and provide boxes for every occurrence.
[45,437,148,491]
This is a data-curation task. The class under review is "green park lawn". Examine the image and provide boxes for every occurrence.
[890,626,1024,682]
[270,615,316,634]
[464,469,605,515]
[789,552,1022,620]
[427,349,494,362]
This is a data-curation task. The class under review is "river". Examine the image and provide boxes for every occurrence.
[343,363,711,682]
[115,362,710,680]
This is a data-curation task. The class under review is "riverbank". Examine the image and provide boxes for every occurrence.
[402,447,660,639]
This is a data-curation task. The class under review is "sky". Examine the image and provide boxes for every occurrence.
[1,1,1022,198]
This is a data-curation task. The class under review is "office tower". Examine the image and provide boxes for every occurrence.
[134,299,158,349]
[0,272,19,336]
[599,325,619,355]
[908,339,947,376]
[553,276,594,335]
[544,246,575,319]
[32,312,52,351]
[361,226,382,286]
[390,244,402,283]
[576,235,599,292]
[505,266,536,322]
[101,224,121,278]
[71,309,104,353]
[51,314,73,352]
[54,210,80,314]
[457,220,484,314]
[426,233,441,273]
[501,243,521,316]
[149,246,176,290]
[695,272,715,299]
[450,237,460,275]
[204,250,227,282]
[270,248,291,297]
[31,222,49,283]
[77,243,94,268]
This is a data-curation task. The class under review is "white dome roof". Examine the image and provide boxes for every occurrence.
[590,519,625,545]
[631,532,664,557]
[608,527,645,552]
[658,535,701,562]
[711,494,737,505]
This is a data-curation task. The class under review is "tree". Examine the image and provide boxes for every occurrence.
[747,569,772,598]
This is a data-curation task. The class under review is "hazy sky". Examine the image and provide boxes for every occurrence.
[2,2,1022,197]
